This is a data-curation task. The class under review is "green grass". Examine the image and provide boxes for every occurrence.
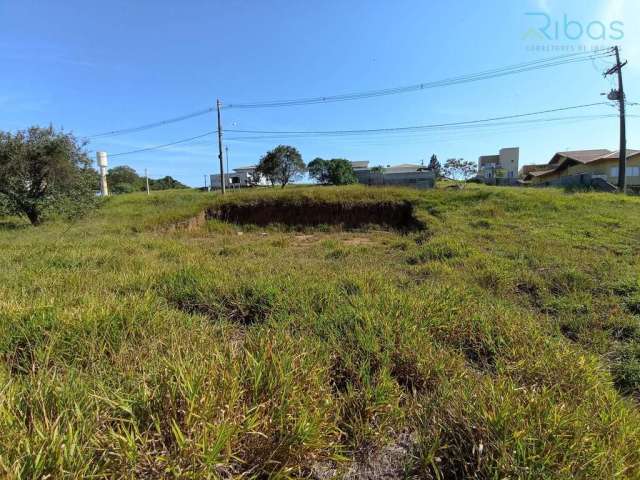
[1,184,640,478]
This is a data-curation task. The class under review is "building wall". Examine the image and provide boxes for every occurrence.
[478,148,519,180]
[478,155,500,168]
[354,170,435,189]
[210,169,268,188]
[498,147,519,178]
[529,169,565,184]
[566,157,640,186]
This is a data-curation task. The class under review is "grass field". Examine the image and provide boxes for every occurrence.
[1,184,640,478]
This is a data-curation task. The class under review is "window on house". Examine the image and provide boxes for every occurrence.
[610,166,640,177]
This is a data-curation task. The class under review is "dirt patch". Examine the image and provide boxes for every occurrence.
[207,200,423,231]
[293,234,317,244]
[161,210,206,232]
[311,431,417,479]
[343,237,373,246]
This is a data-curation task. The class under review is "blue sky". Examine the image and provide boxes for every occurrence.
[1,0,638,186]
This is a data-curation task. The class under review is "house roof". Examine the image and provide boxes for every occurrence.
[233,165,257,172]
[594,149,640,161]
[350,161,370,170]
[393,163,423,169]
[384,164,424,173]
[550,149,611,165]
[526,168,559,178]
[530,148,640,180]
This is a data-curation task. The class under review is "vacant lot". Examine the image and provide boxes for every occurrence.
[1,185,640,478]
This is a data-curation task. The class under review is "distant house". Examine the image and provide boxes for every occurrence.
[477,147,519,180]
[349,161,436,189]
[210,165,268,189]
[523,149,640,188]
[519,164,549,177]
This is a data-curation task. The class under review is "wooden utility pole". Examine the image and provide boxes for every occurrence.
[145,168,150,195]
[605,46,627,191]
[216,98,226,194]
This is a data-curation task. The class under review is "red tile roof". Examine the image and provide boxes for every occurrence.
[551,149,611,164]
[594,150,640,161]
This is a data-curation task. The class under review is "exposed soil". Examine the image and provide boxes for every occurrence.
[161,211,206,232]
[206,200,424,231]
[311,431,417,479]
[343,237,373,246]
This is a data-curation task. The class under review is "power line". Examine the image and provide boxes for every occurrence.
[86,107,216,139]
[224,102,608,137]
[225,113,624,141]
[223,49,614,109]
[107,111,638,157]
[84,49,614,139]
[109,131,216,157]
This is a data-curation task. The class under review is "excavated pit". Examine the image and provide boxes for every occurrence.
[206,200,424,231]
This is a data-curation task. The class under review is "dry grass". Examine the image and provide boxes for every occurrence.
[1,184,640,478]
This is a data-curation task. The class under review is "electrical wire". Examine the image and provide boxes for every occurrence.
[223,102,609,137]
[223,49,614,109]
[109,131,216,157]
[108,112,637,157]
[225,114,621,143]
[109,109,627,158]
[84,49,614,139]
[86,107,216,139]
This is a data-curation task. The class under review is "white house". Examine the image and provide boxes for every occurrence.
[210,165,268,189]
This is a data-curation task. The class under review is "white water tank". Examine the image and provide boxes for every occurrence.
[96,152,109,196]
[97,151,108,168]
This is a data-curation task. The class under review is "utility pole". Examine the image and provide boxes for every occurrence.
[204,174,208,191]
[216,98,226,194]
[604,46,628,192]
[225,145,230,190]
[145,168,150,195]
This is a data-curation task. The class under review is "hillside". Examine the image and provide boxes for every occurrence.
[1,185,640,478]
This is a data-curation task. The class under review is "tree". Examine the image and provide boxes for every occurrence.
[0,126,97,225]
[370,165,385,173]
[256,145,305,188]
[308,158,357,185]
[443,158,477,181]
[108,165,143,193]
[112,182,137,194]
[326,159,357,185]
[106,166,189,193]
[108,166,141,186]
[148,176,188,190]
[307,158,330,184]
[427,154,442,178]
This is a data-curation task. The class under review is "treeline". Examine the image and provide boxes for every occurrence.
[254,145,358,187]
[107,166,188,194]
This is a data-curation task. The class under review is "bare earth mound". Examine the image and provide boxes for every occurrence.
[207,199,424,231]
